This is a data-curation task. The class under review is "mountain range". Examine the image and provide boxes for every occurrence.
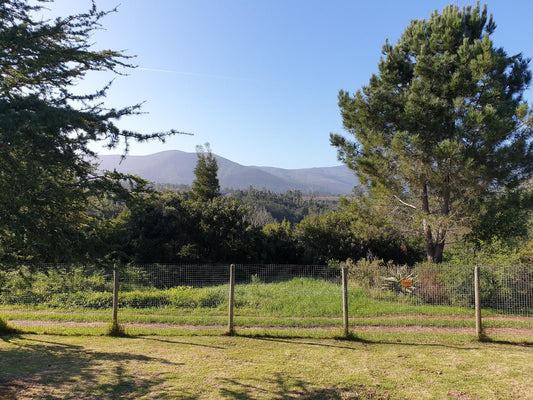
[96,150,360,195]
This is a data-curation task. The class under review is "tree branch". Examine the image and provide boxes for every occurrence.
[392,195,418,210]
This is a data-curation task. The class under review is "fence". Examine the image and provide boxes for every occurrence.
[0,263,532,339]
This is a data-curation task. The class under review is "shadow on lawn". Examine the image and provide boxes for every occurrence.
[218,373,389,400]
[242,334,483,351]
[0,334,187,400]
[140,335,226,349]
[242,331,533,349]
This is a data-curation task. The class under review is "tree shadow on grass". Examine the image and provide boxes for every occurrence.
[218,373,391,400]
[243,334,483,351]
[0,334,192,400]
[477,337,533,347]
[139,335,226,349]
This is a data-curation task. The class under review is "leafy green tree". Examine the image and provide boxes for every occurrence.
[331,3,533,262]
[187,197,258,262]
[466,185,533,245]
[112,191,260,263]
[190,143,220,202]
[261,219,300,263]
[295,196,422,264]
[118,191,194,263]
[0,1,178,263]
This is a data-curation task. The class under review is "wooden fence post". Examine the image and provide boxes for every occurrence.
[227,264,236,335]
[342,266,349,338]
[112,264,119,325]
[474,265,484,341]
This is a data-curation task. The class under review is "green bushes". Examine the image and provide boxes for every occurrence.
[0,287,228,309]
[0,267,228,309]
[412,264,533,311]
[0,265,110,307]
[1,263,531,314]
[345,258,388,290]
[343,259,533,312]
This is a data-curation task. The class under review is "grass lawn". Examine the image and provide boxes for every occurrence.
[1,332,533,399]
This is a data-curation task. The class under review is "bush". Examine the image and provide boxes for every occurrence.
[345,258,389,290]
[0,265,111,307]
[412,263,533,311]
[380,265,416,296]
[414,264,451,305]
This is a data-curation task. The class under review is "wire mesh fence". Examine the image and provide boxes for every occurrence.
[0,263,532,335]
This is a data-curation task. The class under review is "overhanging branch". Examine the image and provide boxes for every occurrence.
[392,195,418,210]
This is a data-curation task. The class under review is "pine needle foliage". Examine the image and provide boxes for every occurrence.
[331,3,533,263]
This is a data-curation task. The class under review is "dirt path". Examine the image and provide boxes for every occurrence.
[7,319,533,337]
[2,309,531,322]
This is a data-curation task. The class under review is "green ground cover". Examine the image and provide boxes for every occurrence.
[1,333,532,399]
[0,277,478,315]
[1,278,531,337]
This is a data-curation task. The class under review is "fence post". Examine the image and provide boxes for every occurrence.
[227,264,236,336]
[474,265,484,341]
[112,264,119,325]
[342,266,349,338]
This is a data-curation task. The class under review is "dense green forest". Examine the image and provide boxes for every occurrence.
[227,188,338,225]
[1,1,533,268]
[87,181,533,266]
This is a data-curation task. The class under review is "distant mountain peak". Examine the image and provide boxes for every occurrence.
[96,150,359,195]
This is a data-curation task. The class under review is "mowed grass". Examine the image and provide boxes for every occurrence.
[1,332,533,399]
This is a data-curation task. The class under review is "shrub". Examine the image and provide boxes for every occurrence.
[414,264,451,305]
[345,258,388,290]
[412,263,533,311]
[380,265,416,295]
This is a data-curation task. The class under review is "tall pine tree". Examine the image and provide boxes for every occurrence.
[330,3,533,262]
[191,143,221,202]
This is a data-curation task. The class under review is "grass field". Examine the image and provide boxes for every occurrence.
[1,332,533,399]
[1,277,532,338]
[0,280,530,334]
[2,277,533,399]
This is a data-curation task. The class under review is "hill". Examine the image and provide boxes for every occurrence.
[95,150,359,195]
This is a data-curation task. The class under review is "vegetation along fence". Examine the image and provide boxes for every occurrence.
[0,263,532,339]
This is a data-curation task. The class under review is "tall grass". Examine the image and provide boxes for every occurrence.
[233,277,473,317]
[1,275,478,317]
[0,316,16,335]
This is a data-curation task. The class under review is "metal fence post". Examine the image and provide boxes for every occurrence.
[113,264,119,325]
[342,266,349,337]
[474,265,484,341]
[227,264,236,335]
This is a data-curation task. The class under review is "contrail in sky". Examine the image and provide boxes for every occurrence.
[132,67,250,81]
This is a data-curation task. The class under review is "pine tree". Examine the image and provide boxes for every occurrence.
[330,3,533,263]
[191,143,221,202]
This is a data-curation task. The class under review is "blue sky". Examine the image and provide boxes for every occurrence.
[47,1,533,169]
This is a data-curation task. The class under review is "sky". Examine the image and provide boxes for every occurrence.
[44,0,533,169]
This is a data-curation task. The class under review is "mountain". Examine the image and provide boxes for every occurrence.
[95,150,359,195]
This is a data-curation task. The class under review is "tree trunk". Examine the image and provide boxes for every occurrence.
[423,217,436,263]
[421,184,436,262]
[421,183,448,263]
[433,242,444,264]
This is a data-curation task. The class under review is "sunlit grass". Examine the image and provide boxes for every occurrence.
[2,278,532,336]
[1,333,532,399]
